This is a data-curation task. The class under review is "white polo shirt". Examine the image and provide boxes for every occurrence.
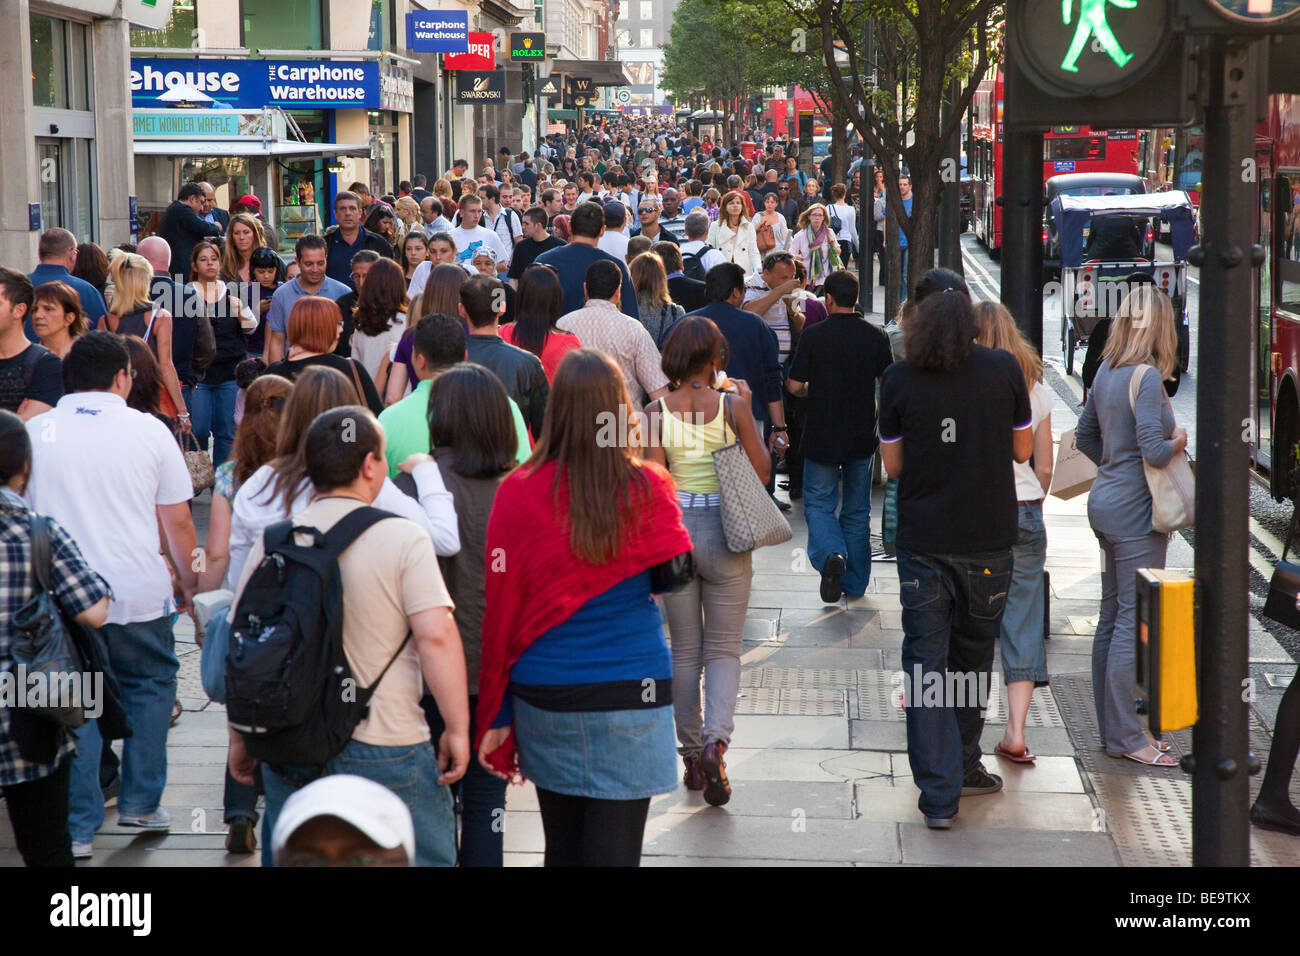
[26,392,193,626]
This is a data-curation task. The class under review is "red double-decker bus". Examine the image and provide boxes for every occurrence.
[1254,95,1300,494]
[969,68,1142,256]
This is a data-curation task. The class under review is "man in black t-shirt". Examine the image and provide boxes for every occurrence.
[0,269,62,420]
[507,207,565,288]
[876,269,1032,831]
[787,271,893,604]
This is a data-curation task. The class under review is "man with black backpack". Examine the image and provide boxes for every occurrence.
[678,211,725,282]
[226,406,469,867]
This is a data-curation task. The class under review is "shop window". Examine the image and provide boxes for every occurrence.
[32,16,92,112]
[242,0,324,52]
[130,1,198,48]
[640,28,653,48]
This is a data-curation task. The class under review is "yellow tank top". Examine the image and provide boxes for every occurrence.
[659,396,728,493]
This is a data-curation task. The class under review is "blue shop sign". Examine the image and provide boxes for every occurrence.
[129,58,381,110]
[406,10,469,53]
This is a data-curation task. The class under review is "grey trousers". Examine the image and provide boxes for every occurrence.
[660,504,753,756]
[1093,529,1168,754]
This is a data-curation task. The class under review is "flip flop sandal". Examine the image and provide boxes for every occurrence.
[1122,747,1178,766]
[1148,738,1171,753]
[994,742,1036,763]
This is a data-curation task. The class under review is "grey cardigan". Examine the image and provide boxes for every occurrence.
[1076,361,1178,537]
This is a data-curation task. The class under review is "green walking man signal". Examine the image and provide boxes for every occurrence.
[1061,0,1138,72]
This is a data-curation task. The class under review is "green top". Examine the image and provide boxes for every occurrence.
[378,378,532,478]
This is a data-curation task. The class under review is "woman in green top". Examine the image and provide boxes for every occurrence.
[643,317,769,808]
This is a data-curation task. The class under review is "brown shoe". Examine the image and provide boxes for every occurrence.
[700,741,731,807]
[683,756,705,791]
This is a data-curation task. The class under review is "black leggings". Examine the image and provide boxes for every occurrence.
[535,788,650,867]
[1258,675,1300,814]
[2,758,73,866]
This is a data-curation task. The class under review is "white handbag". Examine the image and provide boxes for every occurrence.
[1127,365,1195,534]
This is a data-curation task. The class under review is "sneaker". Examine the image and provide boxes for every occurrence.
[960,765,1003,797]
[699,741,731,807]
[820,553,846,604]
[225,817,258,854]
[118,808,172,831]
[72,842,93,860]
[682,756,705,792]
[925,816,954,830]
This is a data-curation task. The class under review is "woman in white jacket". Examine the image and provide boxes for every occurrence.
[829,182,860,268]
[706,190,764,278]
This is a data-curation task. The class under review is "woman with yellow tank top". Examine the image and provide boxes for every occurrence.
[644,316,770,808]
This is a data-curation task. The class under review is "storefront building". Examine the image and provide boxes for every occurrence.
[0,0,151,267]
[129,0,419,247]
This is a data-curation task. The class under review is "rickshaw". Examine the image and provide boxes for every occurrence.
[1051,191,1196,376]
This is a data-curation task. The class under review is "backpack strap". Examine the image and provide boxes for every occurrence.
[359,632,413,702]
[27,512,53,594]
[321,506,399,559]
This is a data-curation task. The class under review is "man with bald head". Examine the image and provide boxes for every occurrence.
[419,196,453,238]
[658,188,687,241]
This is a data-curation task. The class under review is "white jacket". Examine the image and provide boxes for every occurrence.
[706,217,763,278]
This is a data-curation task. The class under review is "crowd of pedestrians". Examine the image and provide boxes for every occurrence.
[1,117,1292,871]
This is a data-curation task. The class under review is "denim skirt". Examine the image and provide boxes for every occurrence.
[513,696,679,800]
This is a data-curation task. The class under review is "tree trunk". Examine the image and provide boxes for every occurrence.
[830,108,848,186]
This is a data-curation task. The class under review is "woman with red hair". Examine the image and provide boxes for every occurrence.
[263,296,384,413]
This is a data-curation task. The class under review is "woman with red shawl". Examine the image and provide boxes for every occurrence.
[475,349,693,867]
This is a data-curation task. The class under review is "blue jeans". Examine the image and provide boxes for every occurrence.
[68,616,178,844]
[191,378,238,465]
[803,456,874,597]
[423,693,507,867]
[1000,502,1049,685]
[896,548,1012,819]
[261,739,457,867]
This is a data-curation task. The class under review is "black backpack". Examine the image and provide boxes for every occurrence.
[225,507,408,769]
[682,244,713,281]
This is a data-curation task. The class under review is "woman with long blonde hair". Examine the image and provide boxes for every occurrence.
[790,203,843,290]
[1075,284,1186,766]
[220,213,266,283]
[972,302,1054,764]
[105,252,189,426]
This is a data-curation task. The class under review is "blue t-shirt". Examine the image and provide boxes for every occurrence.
[899,196,914,248]
[26,264,107,341]
[680,197,704,215]
[494,572,669,726]
[534,242,639,318]
[266,276,352,335]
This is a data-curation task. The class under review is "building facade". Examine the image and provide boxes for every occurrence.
[612,0,675,107]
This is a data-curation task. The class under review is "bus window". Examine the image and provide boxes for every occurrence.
[1176,127,1204,193]
[1279,172,1300,312]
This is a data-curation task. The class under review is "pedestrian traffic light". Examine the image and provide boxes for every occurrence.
[1135,569,1198,735]
[1005,0,1194,126]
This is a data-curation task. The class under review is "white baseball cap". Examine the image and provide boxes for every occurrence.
[271,774,415,862]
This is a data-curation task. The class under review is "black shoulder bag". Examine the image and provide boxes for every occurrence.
[1263,503,1300,630]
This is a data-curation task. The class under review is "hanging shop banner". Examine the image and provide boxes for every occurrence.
[510,32,546,60]
[455,70,506,103]
[444,32,495,70]
[130,58,380,109]
[406,10,469,53]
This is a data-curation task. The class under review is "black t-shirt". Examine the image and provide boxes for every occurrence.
[878,345,1032,554]
[265,353,384,415]
[0,343,62,413]
[508,236,565,281]
[787,312,893,464]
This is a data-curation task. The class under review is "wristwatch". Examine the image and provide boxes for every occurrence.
[772,425,788,432]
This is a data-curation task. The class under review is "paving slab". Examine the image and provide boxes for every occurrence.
[721,747,892,783]
[640,812,901,863]
[855,786,1099,832]
[899,823,1121,867]
[890,755,1086,794]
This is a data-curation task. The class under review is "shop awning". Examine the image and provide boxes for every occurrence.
[547,108,578,121]
[132,140,372,158]
[549,59,633,87]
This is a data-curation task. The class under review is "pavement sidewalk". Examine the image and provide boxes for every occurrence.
[4,370,1299,867]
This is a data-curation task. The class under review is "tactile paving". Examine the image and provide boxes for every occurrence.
[734,688,848,716]
[854,669,1066,726]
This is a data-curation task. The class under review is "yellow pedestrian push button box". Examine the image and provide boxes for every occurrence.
[1135,569,1197,734]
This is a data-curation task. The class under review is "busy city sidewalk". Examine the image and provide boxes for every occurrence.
[0,365,1292,869]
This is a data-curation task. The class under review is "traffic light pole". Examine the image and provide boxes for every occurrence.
[1189,34,1256,868]
[1000,51,1044,353]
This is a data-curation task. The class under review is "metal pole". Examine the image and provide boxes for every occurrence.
[1190,35,1255,868]
[860,17,874,316]
[939,74,962,272]
[1000,49,1043,353]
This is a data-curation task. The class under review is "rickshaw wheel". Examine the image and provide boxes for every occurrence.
[1065,327,1076,376]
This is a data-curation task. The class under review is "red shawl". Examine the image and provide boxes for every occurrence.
[473,458,692,778]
